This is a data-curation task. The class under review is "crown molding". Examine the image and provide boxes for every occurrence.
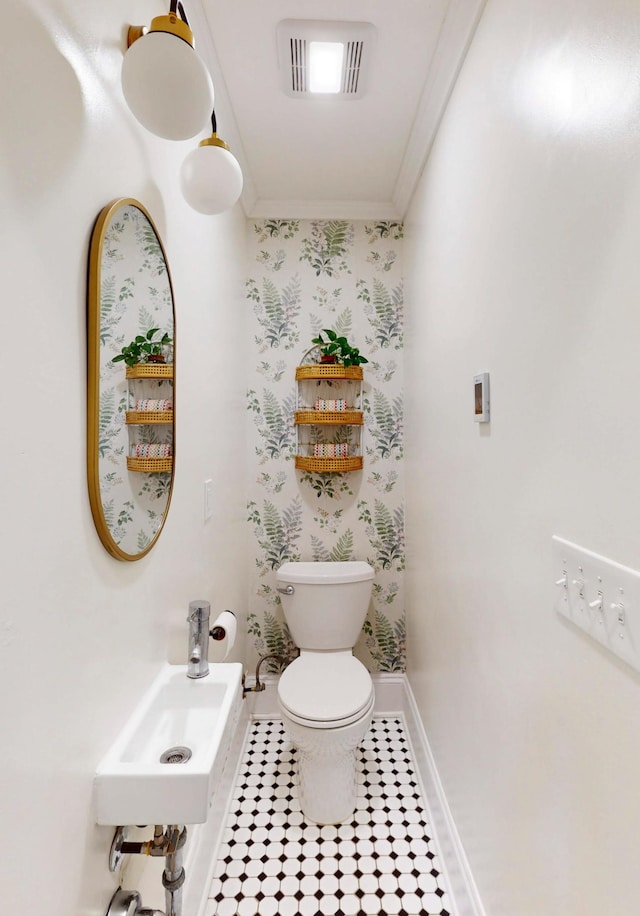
[248,198,402,222]
[393,0,488,218]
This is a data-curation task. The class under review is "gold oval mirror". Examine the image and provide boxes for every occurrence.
[87,198,176,560]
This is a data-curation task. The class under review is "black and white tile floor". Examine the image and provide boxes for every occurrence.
[205,717,452,916]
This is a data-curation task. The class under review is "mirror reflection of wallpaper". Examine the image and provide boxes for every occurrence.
[245,219,405,673]
[98,205,173,555]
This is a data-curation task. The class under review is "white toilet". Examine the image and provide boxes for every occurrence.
[276,560,375,824]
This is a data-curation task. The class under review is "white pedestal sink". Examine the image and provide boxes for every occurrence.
[94,663,243,826]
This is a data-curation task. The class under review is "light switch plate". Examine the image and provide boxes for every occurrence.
[552,535,640,672]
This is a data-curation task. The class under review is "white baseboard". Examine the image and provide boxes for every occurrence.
[401,678,487,916]
[185,673,485,916]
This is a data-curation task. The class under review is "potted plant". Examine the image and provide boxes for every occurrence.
[112,328,172,367]
[311,329,369,367]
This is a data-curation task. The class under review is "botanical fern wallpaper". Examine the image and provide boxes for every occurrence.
[245,219,405,673]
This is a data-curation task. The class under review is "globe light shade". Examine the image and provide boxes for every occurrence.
[122,17,214,141]
[180,138,244,215]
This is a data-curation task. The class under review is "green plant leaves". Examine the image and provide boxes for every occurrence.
[311,328,368,366]
[248,497,303,571]
[363,611,406,672]
[248,389,296,461]
[111,327,172,365]
[250,275,302,349]
[300,221,354,276]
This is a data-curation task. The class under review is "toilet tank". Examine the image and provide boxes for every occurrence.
[276,561,374,650]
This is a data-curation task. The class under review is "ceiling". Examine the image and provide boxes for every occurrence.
[189,0,486,220]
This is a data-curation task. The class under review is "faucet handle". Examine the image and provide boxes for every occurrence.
[187,600,210,623]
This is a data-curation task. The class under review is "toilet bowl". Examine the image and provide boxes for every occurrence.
[276,561,375,824]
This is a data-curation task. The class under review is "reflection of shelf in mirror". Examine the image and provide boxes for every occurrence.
[295,456,363,473]
[126,364,174,379]
[126,410,173,425]
[295,410,363,426]
[295,365,363,381]
[127,457,173,473]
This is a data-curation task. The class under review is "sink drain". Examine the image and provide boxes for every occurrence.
[160,745,192,764]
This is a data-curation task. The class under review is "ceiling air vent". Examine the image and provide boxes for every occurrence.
[277,20,376,100]
[343,41,364,95]
[290,38,307,93]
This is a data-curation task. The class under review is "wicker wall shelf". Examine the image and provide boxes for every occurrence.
[295,456,363,473]
[126,410,173,425]
[124,365,174,474]
[295,409,363,426]
[126,456,173,473]
[294,358,364,473]
[126,363,174,379]
[295,364,363,381]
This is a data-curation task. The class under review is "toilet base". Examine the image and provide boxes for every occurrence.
[281,708,373,825]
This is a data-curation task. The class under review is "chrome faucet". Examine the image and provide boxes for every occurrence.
[187,600,211,679]
[187,601,235,678]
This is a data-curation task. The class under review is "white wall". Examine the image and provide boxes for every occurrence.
[404,0,640,913]
[0,3,247,914]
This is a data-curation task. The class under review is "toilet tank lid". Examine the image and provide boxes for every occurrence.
[277,561,374,584]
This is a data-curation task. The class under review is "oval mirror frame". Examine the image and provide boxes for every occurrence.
[87,198,176,561]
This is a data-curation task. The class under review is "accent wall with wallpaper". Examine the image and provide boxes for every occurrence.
[244,218,406,673]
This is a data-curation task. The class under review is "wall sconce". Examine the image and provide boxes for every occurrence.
[121,1,214,140]
[180,110,243,214]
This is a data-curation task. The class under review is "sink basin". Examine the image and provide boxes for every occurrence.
[94,663,243,826]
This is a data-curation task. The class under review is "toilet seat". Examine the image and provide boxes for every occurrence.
[278,653,374,729]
